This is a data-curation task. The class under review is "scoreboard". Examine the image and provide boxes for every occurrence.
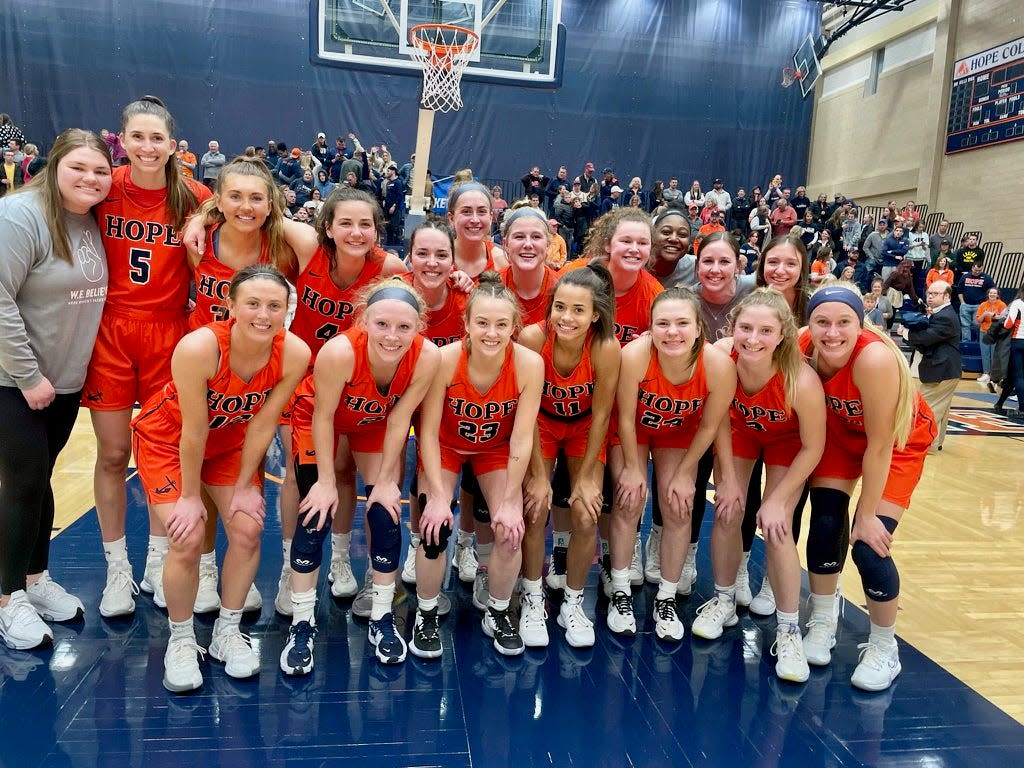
[946,35,1024,155]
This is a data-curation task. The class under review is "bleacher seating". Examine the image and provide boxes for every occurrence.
[988,251,1024,291]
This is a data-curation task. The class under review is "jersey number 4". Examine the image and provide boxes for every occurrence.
[129,248,152,285]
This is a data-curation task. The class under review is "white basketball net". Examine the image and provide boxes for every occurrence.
[408,24,480,113]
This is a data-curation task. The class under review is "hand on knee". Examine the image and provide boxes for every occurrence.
[367,502,401,573]
[851,516,900,602]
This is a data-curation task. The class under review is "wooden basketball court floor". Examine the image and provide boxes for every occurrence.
[2,383,1023,767]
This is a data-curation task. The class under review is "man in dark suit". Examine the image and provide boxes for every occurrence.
[902,280,961,453]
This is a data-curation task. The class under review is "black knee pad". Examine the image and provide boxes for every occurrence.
[851,516,900,602]
[552,457,571,509]
[291,516,331,574]
[806,487,851,575]
[416,494,455,559]
[367,501,400,573]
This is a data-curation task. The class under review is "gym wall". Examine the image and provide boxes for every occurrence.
[0,0,817,193]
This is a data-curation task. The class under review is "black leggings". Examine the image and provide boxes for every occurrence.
[0,387,81,594]
[741,457,809,551]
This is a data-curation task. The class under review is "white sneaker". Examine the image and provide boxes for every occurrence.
[772,628,810,683]
[99,561,139,618]
[606,590,636,636]
[243,584,263,613]
[0,591,53,650]
[209,622,259,679]
[274,565,293,617]
[628,535,644,586]
[691,596,739,640]
[26,572,84,622]
[453,542,478,584]
[518,592,549,648]
[803,615,837,666]
[329,555,358,598]
[851,641,901,691]
[978,373,991,386]
[163,635,205,692]
[557,595,595,648]
[734,567,752,607]
[678,548,698,596]
[141,549,167,608]
[401,542,417,584]
[193,560,221,614]
[472,568,489,612]
[644,528,662,583]
[653,597,685,642]
[749,579,776,616]
[599,565,614,599]
[351,569,374,618]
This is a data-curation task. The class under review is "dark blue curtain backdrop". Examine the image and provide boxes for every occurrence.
[0,0,817,190]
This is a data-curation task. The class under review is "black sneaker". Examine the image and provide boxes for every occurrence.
[482,606,525,656]
[280,620,316,676]
[410,607,443,659]
[368,612,407,665]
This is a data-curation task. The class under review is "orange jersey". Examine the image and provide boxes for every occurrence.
[400,272,467,346]
[96,165,210,315]
[439,344,520,453]
[290,326,424,458]
[289,247,384,357]
[536,324,596,421]
[499,264,558,327]
[190,223,272,329]
[132,319,285,450]
[729,350,801,463]
[635,344,709,447]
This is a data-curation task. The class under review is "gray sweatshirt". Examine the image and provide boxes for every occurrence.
[0,191,108,392]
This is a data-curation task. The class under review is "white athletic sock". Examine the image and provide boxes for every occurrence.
[809,591,836,621]
[714,583,737,604]
[776,609,800,633]
[477,541,493,567]
[521,577,543,597]
[456,530,474,547]
[869,621,897,647]
[199,551,216,568]
[291,587,316,624]
[563,586,584,604]
[149,535,169,554]
[168,617,195,640]
[370,581,395,621]
[610,567,630,593]
[281,538,292,565]
[487,595,510,612]
[332,532,351,558]
[217,607,243,632]
[418,594,439,612]
[552,530,571,549]
[103,537,128,563]
[657,579,678,601]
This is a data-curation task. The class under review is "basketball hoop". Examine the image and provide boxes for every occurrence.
[781,66,802,88]
[408,23,480,113]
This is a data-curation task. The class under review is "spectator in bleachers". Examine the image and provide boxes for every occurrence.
[954,233,986,275]
[882,259,921,311]
[926,256,955,289]
[929,219,951,261]
[546,166,569,212]
[884,200,901,228]
[863,218,887,274]
[521,165,548,199]
[551,185,576,254]
[864,293,884,327]
[99,128,129,167]
[769,196,797,237]
[649,180,665,211]
[704,178,730,219]
[685,203,704,245]
[599,185,623,215]
[310,132,331,166]
[382,163,406,246]
[598,168,617,201]
[314,168,335,200]
[841,209,861,255]
[791,185,811,222]
[976,287,1007,388]
[881,224,910,280]
[834,249,870,293]
[749,201,772,245]
[683,179,704,210]
[901,200,921,225]
[739,230,760,273]
[810,245,834,285]
[276,147,301,183]
[693,209,726,254]
[200,140,225,191]
[764,173,784,206]
[0,148,24,196]
[700,196,719,225]
[749,185,764,212]
[956,260,996,342]
[579,162,598,198]
[20,143,44,183]
[662,177,683,204]
[870,276,895,327]
[545,219,567,269]
[809,192,829,225]
[625,177,646,211]
[0,113,25,148]
[175,140,197,180]
[798,214,820,252]
[730,187,751,234]
[289,169,314,207]
[491,185,509,231]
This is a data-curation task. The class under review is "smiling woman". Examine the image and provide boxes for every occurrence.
[0,129,112,652]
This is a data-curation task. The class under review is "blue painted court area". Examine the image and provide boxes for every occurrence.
[2,468,1023,768]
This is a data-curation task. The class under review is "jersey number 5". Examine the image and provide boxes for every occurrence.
[129,248,152,285]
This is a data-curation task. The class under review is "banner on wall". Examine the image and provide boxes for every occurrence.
[945,35,1024,155]
[431,176,454,216]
